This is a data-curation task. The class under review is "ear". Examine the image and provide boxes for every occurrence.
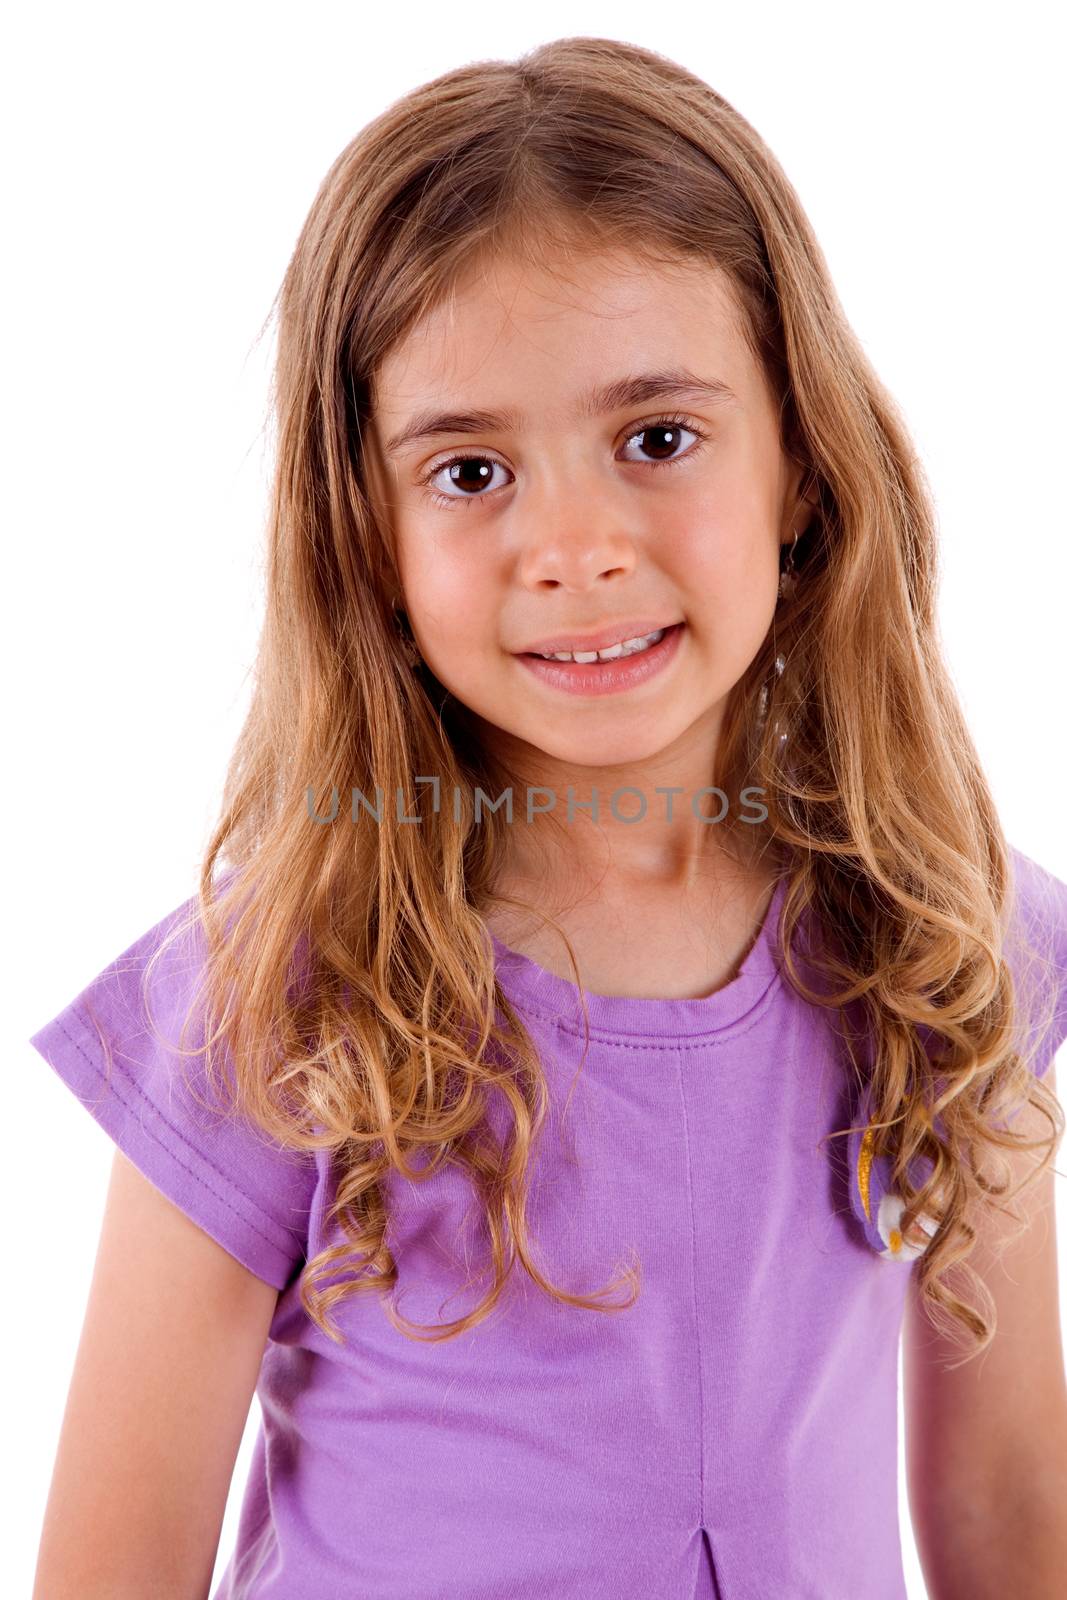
[784,462,819,544]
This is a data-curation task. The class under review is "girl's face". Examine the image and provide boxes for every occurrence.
[368,245,812,778]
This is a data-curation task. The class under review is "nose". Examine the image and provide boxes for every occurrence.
[514,489,639,593]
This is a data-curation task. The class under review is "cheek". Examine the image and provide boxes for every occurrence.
[401,537,497,647]
[672,485,780,629]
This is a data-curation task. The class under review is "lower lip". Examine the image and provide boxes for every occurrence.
[515,623,685,697]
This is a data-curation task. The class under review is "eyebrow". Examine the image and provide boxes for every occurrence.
[381,368,737,457]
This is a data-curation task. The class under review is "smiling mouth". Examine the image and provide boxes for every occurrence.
[522,624,681,664]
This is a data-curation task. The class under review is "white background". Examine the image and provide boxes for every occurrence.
[6,3,1065,1595]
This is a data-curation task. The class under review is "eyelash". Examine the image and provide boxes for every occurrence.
[417,411,710,511]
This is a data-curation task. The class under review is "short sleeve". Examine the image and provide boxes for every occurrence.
[845,842,1067,1260]
[29,894,318,1291]
[1001,842,1067,1082]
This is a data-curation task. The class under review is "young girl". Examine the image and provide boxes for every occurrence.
[30,36,1067,1600]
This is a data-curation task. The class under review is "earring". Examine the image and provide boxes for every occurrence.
[390,596,421,668]
[777,528,800,604]
[756,652,788,748]
[758,528,801,747]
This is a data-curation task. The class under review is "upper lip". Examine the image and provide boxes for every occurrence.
[516,619,681,655]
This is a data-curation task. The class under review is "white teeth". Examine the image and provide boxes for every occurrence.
[541,627,666,663]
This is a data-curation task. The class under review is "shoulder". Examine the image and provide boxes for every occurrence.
[844,842,1067,1259]
[1004,841,1067,945]
[29,883,318,1291]
[1003,842,1067,1081]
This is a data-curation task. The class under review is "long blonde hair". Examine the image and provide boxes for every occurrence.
[159,35,1061,1356]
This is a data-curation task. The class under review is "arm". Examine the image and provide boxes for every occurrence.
[903,1059,1067,1600]
[33,1147,282,1600]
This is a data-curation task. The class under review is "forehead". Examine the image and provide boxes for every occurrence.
[370,247,758,424]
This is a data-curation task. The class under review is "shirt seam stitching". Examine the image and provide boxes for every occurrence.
[48,1007,299,1263]
[506,972,783,1049]
[675,1043,707,1526]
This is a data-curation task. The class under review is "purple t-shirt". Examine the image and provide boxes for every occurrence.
[29,844,1067,1599]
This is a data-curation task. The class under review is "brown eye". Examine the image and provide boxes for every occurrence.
[618,414,705,468]
[630,424,687,461]
[422,455,509,505]
[443,459,496,495]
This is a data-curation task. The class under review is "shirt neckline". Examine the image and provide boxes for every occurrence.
[489,874,788,1042]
